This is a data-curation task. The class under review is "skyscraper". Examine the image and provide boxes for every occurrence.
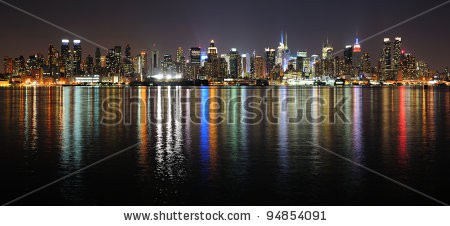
[124,44,133,75]
[393,37,402,71]
[241,54,247,77]
[47,44,59,77]
[353,38,362,76]
[150,50,160,76]
[362,52,371,74]
[322,40,334,60]
[381,38,392,80]
[254,56,266,79]
[189,47,201,64]
[229,48,242,79]
[61,39,71,76]
[107,46,122,74]
[205,40,220,80]
[187,47,201,79]
[3,57,14,75]
[176,47,183,63]
[265,48,276,77]
[73,40,82,75]
[85,55,94,74]
[94,48,101,74]
[161,54,175,76]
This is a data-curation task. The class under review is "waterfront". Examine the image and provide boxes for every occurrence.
[0,86,449,205]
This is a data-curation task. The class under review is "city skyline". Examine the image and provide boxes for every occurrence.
[0,0,449,70]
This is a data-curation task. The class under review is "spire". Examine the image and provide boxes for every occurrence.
[285,32,288,48]
[280,31,284,45]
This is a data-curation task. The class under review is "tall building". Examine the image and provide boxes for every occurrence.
[161,54,175,76]
[265,48,276,77]
[295,51,307,73]
[186,47,201,79]
[362,53,371,74]
[47,44,58,67]
[353,38,362,75]
[150,50,160,76]
[275,32,290,71]
[393,37,402,71]
[3,57,14,74]
[321,39,335,76]
[140,51,148,76]
[132,51,148,81]
[174,47,185,75]
[229,48,242,79]
[123,44,133,75]
[95,48,101,66]
[322,39,334,60]
[85,55,94,74]
[219,57,228,79]
[250,50,256,77]
[61,39,71,76]
[94,48,101,74]
[205,40,220,80]
[176,47,183,63]
[254,56,266,79]
[107,46,122,74]
[241,54,247,77]
[381,38,392,80]
[73,40,82,75]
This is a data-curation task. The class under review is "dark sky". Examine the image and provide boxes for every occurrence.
[1,0,449,70]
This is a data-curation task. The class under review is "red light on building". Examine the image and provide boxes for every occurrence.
[353,44,361,53]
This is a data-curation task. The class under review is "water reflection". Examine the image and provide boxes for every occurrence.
[0,86,449,205]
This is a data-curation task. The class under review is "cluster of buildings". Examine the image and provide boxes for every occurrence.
[1,33,448,85]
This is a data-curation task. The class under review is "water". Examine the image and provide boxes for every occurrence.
[0,86,449,205]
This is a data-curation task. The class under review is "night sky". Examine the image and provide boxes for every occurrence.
[0,0,449,70]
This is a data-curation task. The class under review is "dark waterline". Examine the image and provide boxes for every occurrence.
[0,86,449,206]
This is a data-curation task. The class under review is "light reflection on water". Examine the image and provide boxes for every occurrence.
[0,86,449,205]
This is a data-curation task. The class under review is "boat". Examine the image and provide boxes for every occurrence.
[334,79,345,86]
[286,78,315,86]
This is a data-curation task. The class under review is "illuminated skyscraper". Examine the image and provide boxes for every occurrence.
[344,45,352,64]
[61,39,71,76]
[362,52,371,74]
[296,51,309,75]
[241,54,247,77]
[187,47,201,79]
[176,47,183,63]
[205,40,220,80]
[94,48,101,74]
[124,44,133,75]
[322,40,334,60]
[189,47,201,64]
[381,38,392,80]
[3,57,14,74]
[274,32,290,71]
[73,40,82,75]
[265,48,276,76]
[85,55,94,74]
[393,37,402,71]
[254,56,266,79]
[250,51,256,77]
[353,38,362,76]
[229,48,242,79]
[161,54,175,76]
[47,44,59,77]
[150,50,160,75]
[107,46,122,74]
